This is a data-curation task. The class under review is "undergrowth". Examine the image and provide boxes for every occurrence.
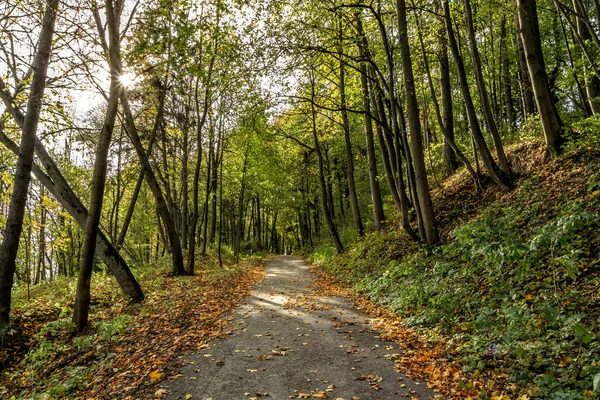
[312,145,600,399]
[0,254,265,399]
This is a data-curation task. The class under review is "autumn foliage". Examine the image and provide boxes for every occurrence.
[1,259,265,399]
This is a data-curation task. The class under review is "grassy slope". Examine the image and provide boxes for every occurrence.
[313,142,600,399]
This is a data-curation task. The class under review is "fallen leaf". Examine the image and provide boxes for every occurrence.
[149,370,163,382]
[154,388,168,398]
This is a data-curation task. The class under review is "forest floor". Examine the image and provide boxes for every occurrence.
[164,256,434,400]
[0,257,266,399]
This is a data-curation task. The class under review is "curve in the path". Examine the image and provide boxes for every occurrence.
[165,256,434,400]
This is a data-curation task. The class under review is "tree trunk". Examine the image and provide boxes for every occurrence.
[413,2,478,182]
[73,0,123,333]
[439,17,459,175]
[396,0,439,244]
[515,16,536,119]
[444,0,513,190]
[500,16,517,128]
[355,15,386,230]
[517,0,566,156]
[463,0,511,175]
[0,0,59,331]
[572,0,600,114]
[310,72,343,254]
[338,18,364,237]
[0,132,144,301]
[121,83,186,275]
[181,108,190,250]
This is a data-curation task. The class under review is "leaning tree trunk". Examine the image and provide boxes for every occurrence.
[0,132,144,302]
[0,0,59,331]
[121,85,186,275]
[517,0,566,156]
[73,0,122,333]
[443,0,513,190]
[463,0,511,175]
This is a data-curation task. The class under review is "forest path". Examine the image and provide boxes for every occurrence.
[165,256,434,400]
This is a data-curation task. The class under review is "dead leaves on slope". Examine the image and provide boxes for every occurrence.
[2,260,266,399]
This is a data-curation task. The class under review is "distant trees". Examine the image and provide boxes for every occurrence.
[0,0,593,330]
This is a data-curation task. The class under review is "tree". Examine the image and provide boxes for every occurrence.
[0,0,59,331]
[517,0,566,156]
[73,0,123,334]
[396,0,438,244]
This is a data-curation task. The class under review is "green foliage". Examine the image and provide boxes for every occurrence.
[309,243,337,265]
[94,315,133,342]
[569,114,600,150]
[316,156,600,397]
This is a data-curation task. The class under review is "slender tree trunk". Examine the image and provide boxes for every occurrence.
[234,147,249,262]
[121,83,186,275]
[356,14,385,229]
[396,0,438,244]
[439,17,459,175]
[517,0,566,156]
[181,108,190,250]
[0,0,59,331]
[310,72,343,254]
[37,195,47,285]
[444,0,513,190]
[500,16,517,127]
[572,0,600,114]
[209,134,219,244]
[73,0,123,333]
[217,139,225,268]
[516,16,536,119]
[187,56,214,273]
[463,0,511,175]
[201,128,214,254]
[373,97,420,242]
[337,18,364,237]
[117,169,144,250]
[413,3,478,182]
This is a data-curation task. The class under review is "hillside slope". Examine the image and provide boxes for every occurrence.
[312,142,600,399]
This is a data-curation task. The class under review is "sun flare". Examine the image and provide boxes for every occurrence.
[119,72,137,88]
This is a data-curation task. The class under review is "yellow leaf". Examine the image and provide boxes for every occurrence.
[518,396,531,400]
[149,370,163,382]
[185,395,193,399]
[490,396,511,400]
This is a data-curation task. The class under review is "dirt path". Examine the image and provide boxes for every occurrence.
[165,256,434,400]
